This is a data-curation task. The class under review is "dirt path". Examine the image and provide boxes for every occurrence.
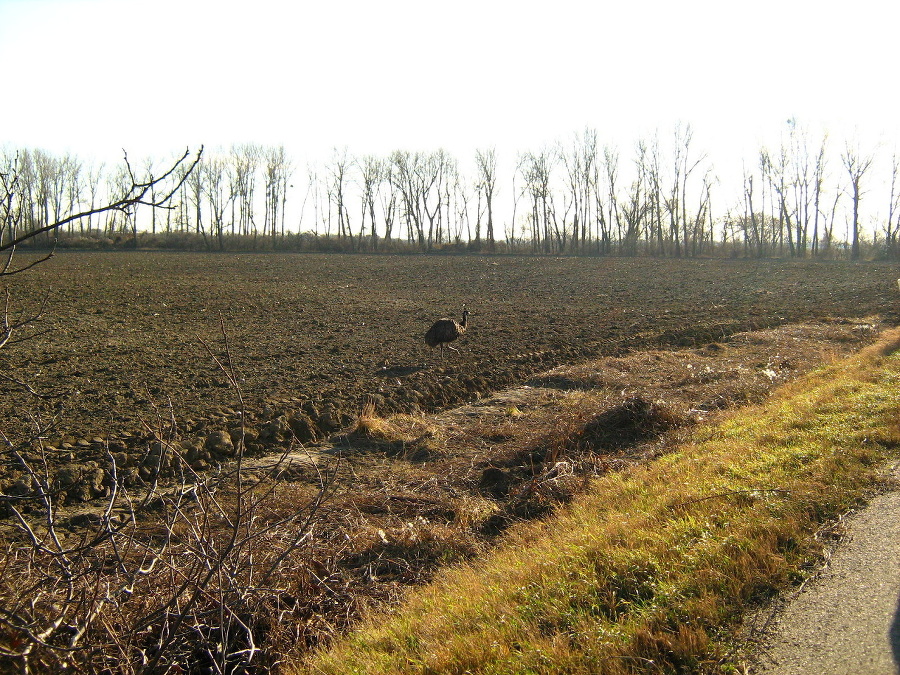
[749,462,900,674]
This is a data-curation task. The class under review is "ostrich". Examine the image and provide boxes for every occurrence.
[424,306,469,357]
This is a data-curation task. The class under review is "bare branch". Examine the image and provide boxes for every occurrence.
[0,147,203,257]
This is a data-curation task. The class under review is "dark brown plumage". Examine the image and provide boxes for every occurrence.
[424,307,469,357]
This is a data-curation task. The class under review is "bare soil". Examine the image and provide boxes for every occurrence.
[0,251,897,654]
[3,253,897,445]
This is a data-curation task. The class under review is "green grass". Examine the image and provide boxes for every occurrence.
[292,330,900,675]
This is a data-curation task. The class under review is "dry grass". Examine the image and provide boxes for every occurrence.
[340,401,445,461]
[293,328,900,675]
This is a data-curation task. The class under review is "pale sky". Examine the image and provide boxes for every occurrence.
[2,0,900,222]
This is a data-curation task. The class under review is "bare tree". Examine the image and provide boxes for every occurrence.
[419,149,453,250]
[518,148,558,253]
[679,127,707,257]
[689,170,714,256]
[292,163,316,236]
[821,186,842,255]
[885,151,900,257]
[759,119,830,258]
[231,144,260,237]
[59,154,83,236]
[35,150,58,238]
[662,123,706,257]
[379,161,398,243]
[475,147,498,251]
[139,157,157,235]
[325,148,353,247]
[84,162,105,236]
[357,155,383,250]
[784,119,808,255]
[664,130,684,256]
[390,150,425,247]
[186,155,207,247]
[205,152,232,249]
[761,144,794,255]
[622,140,650,256]
[263,145,292,242]
[841,139,875,260]
[560,132,589,253]
[741,163,768,258]
[810,134,829,257]
[600,145,621,254]
[452,170,472,244]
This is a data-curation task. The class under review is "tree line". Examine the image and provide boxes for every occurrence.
[4,121,899,258]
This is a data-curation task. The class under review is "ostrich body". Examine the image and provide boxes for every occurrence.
[425,307,469,357]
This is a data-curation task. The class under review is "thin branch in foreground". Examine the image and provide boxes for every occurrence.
[0,147,203,257]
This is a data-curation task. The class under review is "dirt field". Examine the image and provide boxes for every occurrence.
[2,252,898,661]
[4,252,898,445]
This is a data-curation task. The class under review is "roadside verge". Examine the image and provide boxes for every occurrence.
[293,328,900,675]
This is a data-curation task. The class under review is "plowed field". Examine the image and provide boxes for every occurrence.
[3,252,897,448]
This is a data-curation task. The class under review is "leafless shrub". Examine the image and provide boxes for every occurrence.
[0,321,338,673]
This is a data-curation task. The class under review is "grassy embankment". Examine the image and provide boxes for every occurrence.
[293,329,900,675]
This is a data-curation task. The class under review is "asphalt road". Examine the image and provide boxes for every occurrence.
[753,463,900,675]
